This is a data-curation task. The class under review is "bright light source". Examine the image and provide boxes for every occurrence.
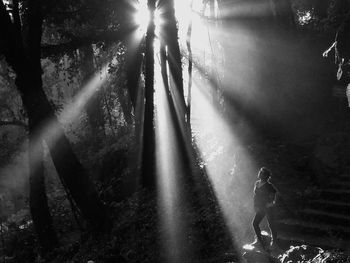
[134,0,163,36]
[135,0,150,34]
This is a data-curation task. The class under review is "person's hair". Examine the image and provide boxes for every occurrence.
[258,167,272,180]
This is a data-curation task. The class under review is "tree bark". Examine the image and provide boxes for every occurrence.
[0,0,109,228]
[125,36,144,109]
[160,0,188,124]
[142,0,156,189]
[2,0,58,249]
[186,8,193,130]
[124,32,144,126]
[28,134,58,249]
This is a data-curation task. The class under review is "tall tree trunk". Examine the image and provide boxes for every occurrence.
[125,37,144,110]
[186,6,193,130]
[28,133,57,249]
[0,0,109,228]
[125,32,143,126]
[119,0,143,123]
[4,0,58,248]
[160,0,188,124]
[142,0,156,189]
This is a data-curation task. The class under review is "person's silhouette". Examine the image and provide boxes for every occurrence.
[252,167,278,250]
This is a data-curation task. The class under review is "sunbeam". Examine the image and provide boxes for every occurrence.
[191,77,258,245]
[0,62,110,206]
[149,0,260,255]
[172,0,270,248]
[154,46,190,262]
[155,71,182,262]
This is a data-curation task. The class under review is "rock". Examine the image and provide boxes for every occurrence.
[279,245,323,263]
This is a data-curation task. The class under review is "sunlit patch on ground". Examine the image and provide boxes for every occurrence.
[242,244,255,251]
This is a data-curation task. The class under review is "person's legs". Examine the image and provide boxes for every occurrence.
[266,207,277,246]
[252,209,266,247]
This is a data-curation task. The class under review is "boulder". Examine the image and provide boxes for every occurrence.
[279,245,323,263]
[279,245,350,263]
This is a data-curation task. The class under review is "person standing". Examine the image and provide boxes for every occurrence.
[252,167,278,250]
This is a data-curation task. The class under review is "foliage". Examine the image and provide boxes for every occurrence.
[279,245,350,263]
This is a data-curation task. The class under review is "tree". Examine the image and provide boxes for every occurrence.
[1,0,57,249]
[0,0,109,247]
[142,0,156,189]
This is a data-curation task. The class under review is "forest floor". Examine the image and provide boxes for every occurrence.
[2,105,350,263]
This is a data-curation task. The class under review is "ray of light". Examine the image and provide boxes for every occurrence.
[0,62,110,206]
[191,78,258,245]
[170,1,261,246]
[176,1,315,247]
[145,0,262,250]
[57,64,109,125]
[154,42,189,262]
[42,63,109,147]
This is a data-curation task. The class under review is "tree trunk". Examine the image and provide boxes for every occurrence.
[28,133,58,249]
[124,33,143,126]
[160,0,188,124]
[2,0,58,248]
[186,9,193,130]
[0,0,109,228]
[142,0,156,189]
[125,37,144,110]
